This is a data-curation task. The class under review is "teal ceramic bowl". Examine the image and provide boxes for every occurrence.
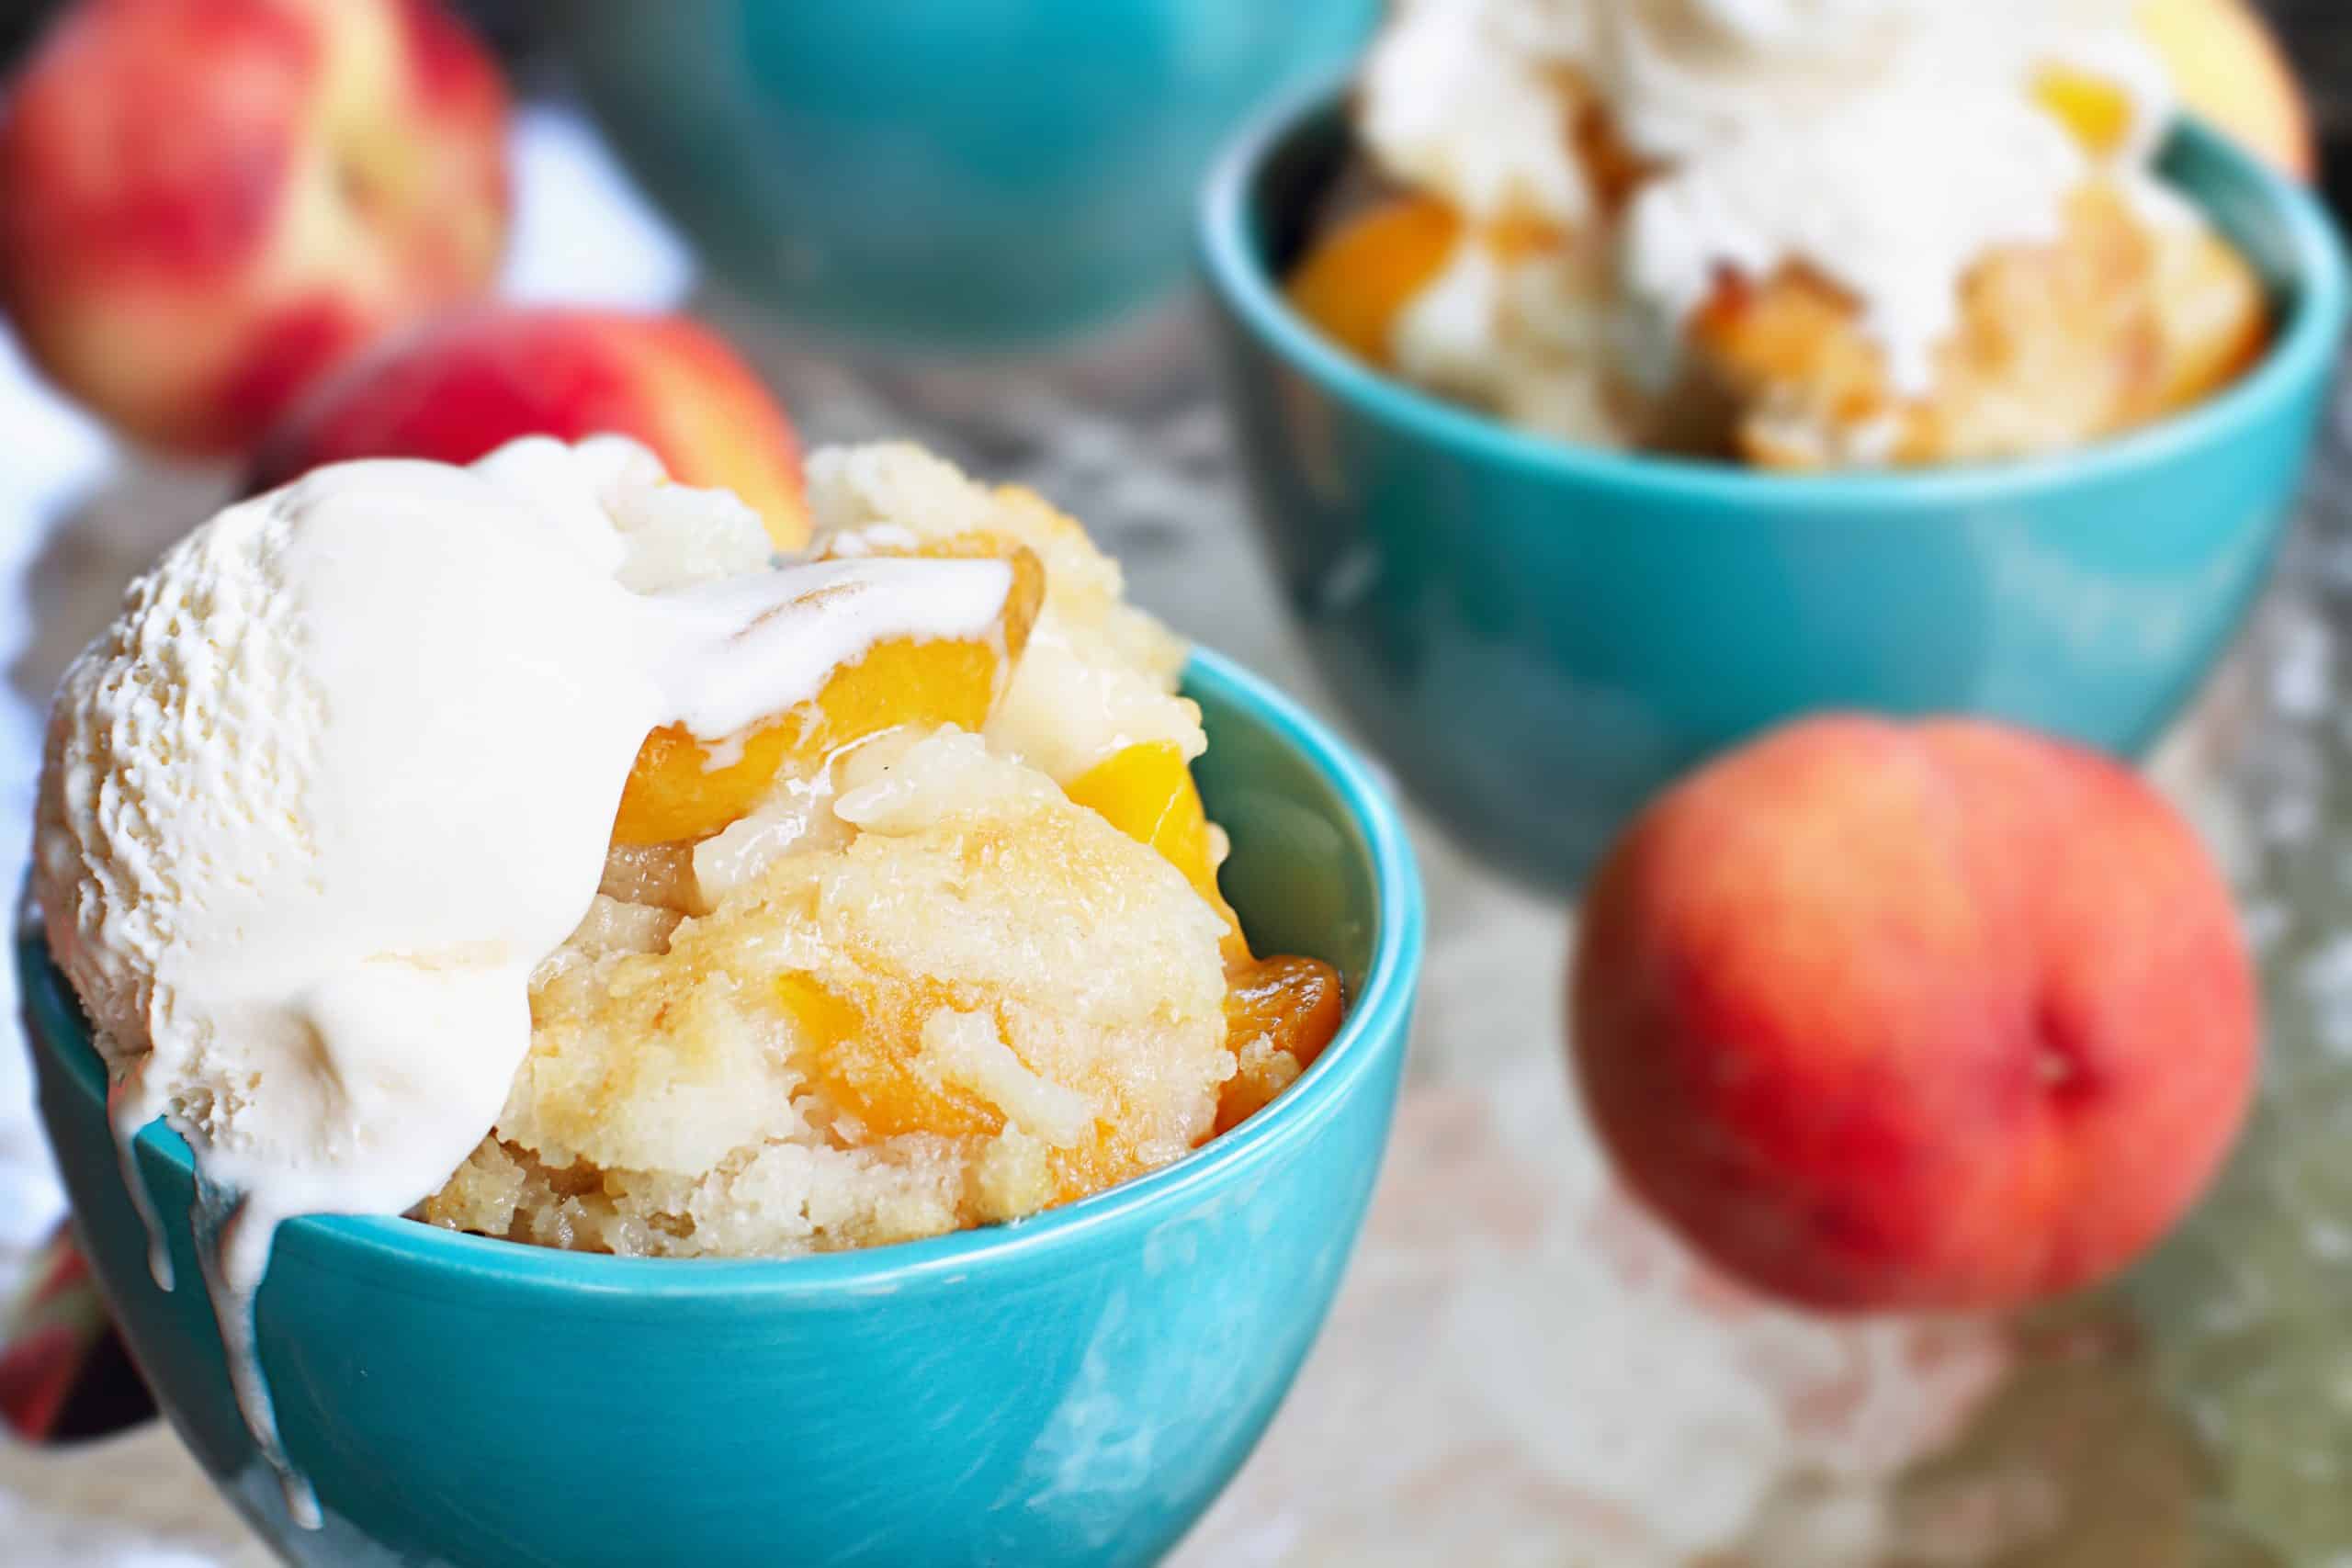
[25,650,1422,1568]
[1201,85,2351,890]
[548,0,1378,349]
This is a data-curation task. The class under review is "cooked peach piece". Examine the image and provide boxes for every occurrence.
[1066,739,1247,962]
[2034,65,2139,157]
[775,972,1002,1142]
[784,886,1350,1177]
[1217,954,1347,1134]
[610,549,1044,845]
[1286,196,1464,367]
[1065,740,1350,1119]
[776,965,1160,1207]
[1286,195,1579,370]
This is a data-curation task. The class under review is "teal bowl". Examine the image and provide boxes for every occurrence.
[24,649,1423,1568]
[1200,85,2351,890]
[548,0,1379,349]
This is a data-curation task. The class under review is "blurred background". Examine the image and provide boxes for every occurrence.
[0,0,2325,214]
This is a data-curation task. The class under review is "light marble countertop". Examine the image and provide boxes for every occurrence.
[5,106,2349,1568]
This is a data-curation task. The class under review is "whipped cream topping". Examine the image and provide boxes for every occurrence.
[35,436,1012,1524]
[1622,85,2091,392]
[1589,0,2165,161]
[1359,0,2183,395]
[1360,0,1596,224]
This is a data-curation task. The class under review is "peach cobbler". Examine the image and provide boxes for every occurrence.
[34,433,1349,1522]
[1288,0,2276,468]
[419,445,1344,1256]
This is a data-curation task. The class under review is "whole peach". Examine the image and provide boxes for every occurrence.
[248,307,809,547]
[2142,0,2314,181]
[0,0,509,455]
[1572,716,2257,1314]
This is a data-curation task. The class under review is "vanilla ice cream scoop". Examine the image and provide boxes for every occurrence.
[33,435,1017,1523]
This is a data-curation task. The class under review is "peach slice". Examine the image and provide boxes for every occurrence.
[1216,954,1346,1134]
[1287,196,1571,369]
[775,971,1131,1205]
[611,549,1045,845]
[775,973,1000,1141]
[1065,741,1348,1131]
[1286,196,1464,367]
[2034,65,2138,157]
[1065,740,1249,964]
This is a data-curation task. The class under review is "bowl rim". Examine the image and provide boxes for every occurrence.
[1197,74,2352,510]
[25,647,1426,1300]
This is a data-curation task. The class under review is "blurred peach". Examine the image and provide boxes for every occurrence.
[1573,716,2258,1314]
[0,0,509,455]
[249,307,809,547]
[2141,0,2313,179]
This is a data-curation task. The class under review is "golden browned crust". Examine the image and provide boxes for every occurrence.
[1686,183,2269,469]
[424,739,1232,1257]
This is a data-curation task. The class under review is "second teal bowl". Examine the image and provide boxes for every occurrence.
[550,0,1379,350]
[1201,86,2350,889]
[27,650,1423,1568]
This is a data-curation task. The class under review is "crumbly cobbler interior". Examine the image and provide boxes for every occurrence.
[1287,62,2270,468]
[420,445,1343,1258]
